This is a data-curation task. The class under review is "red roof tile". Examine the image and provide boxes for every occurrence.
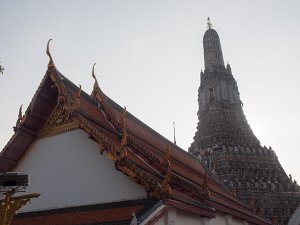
[12,198,160,225]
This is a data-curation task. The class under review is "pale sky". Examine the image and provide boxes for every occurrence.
[1,0,299,182]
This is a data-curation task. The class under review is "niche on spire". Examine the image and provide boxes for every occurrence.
[209,88,215,103]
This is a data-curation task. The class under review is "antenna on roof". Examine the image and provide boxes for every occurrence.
[173,121,177,145]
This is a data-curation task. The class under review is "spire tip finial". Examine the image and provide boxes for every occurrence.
[207,17,212,29]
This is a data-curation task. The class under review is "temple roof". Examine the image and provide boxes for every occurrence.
[0,46,271,225]
[12,198,161,225]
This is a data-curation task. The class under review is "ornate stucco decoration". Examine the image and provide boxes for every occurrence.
[37,39,83,139]
[116,107,128,160]
[72,113,118,156]
[63,84,81,117]
[91,64,120,129]
[126,133,209,200]
[105,106,128,161]
[203,173,211,199]
[127,134,160,165]
[150,146,172,199]
[14,105,25,132]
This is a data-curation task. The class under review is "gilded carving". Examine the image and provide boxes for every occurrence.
[0,191,40,225]
[14,105,25,131]
[160,145,170,169]
[116,107,128,161]
[115,158,136,178]
[72,113,118,155]
[90,64,120,129]
[46,39,55,69]
[203,173,211,199]
[148,145,173,199]
[63,84,81,116]
[37,102,78,139]
[151,167,172,199]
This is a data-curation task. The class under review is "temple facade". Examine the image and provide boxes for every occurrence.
[189,20,300,225]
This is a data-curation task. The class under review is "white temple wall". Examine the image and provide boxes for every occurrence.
[12,129,146,212]
[153,209,251,225]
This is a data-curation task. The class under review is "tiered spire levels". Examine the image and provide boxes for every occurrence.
[190,20,260,149]
[189,20,300,225]
[203,18,225,70]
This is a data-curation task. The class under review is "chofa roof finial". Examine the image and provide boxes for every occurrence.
[207,17,212,29]
[92,63,100,89]
[46,39,55,68]
[92,63,97,80]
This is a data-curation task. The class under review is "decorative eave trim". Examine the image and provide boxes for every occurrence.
[71,112,118,155]
[208,196,272,225]
[126,133,210,200]
[115,157,167,199]
[164,199,216,218]
[36,81,81,139]
[37,122,78,139]
[90,64,121,131]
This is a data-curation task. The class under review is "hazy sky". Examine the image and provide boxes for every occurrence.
[1,0,299,182]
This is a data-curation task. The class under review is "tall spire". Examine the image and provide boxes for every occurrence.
[203,19,224,70]
[190,19,260,150]
[190,20,300,225]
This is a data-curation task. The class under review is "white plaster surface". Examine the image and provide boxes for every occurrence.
[152,210,250,225]
[176,210,201,225]
[140,205,167,225]
[287,205,300,225]
[13,129,146,212]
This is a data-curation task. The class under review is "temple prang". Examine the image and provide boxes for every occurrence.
[189,21,300,225]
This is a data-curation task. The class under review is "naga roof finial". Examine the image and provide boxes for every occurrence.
[76,84,82,100]
[161,145,170,169]
[14,104,25,131]
[207,17,212,29]
[92,63,97,81]
[117,106,128,160]
[92,63,100,91]
[16,104,25,126]
[46,39,55,68]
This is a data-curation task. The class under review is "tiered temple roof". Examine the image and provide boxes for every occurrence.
[0,40,271,225]
[189,20,300,225]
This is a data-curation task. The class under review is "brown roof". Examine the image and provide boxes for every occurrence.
[0,63,271,225]
[12,198,160,225]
